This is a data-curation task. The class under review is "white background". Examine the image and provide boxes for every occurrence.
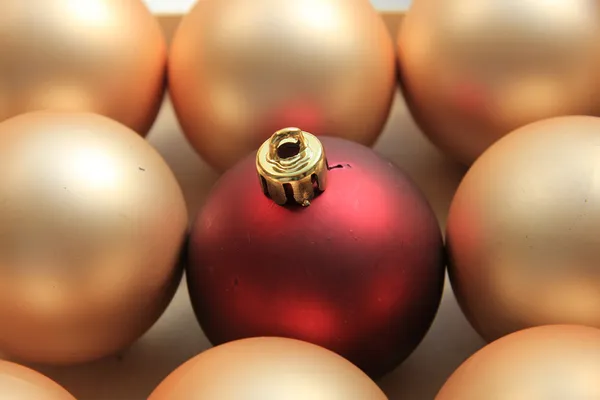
[143,0,411,14]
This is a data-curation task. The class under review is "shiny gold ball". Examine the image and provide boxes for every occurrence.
[149,337,387,400]
[169,0,396,171]
[0,360,75,400]
[436,325,600,399]
[447,116,600,342]
[0,112,188,365]
[397,0,600,165]
[0,0,166,135]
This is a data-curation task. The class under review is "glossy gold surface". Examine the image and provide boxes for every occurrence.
[398,0,600,165]
[0,0,167,135]
[149,337,388,400]
[447,116,600,342]
[0,361,75,400]
[256,128,328,207]
[0,112,188,365]
[169,0,396,171]
[436,325,600,399]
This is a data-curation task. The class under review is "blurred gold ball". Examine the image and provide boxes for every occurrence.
[149,337,387,400]
[0,361,75,400]
[398,0,600,164]
[169,0,396,171]
[436,325,600,399]
[0,112,188,365]
[447,116,600,342]
[0,0,166,135]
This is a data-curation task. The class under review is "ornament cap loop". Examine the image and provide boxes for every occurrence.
[256,127,328,207]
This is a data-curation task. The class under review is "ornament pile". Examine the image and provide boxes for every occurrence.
[3,0,600,399]
[0,0,413,398]
[0,0,187,370]
[397,0,600,397]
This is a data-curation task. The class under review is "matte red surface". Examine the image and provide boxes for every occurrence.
[187,137,445,378]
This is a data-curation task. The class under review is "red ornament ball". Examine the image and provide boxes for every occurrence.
[187,137,445,378]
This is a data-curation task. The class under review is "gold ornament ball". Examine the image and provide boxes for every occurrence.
[0,112,188,365]
[447,116,600,342]
[169,0,396,171]
[0,361,75,400]
[397,0,600,165]
[149,337,387,400]
[0,0,166,135]
[436,325,600,399]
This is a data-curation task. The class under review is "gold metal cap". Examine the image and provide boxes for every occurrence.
[256,127,328,207]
